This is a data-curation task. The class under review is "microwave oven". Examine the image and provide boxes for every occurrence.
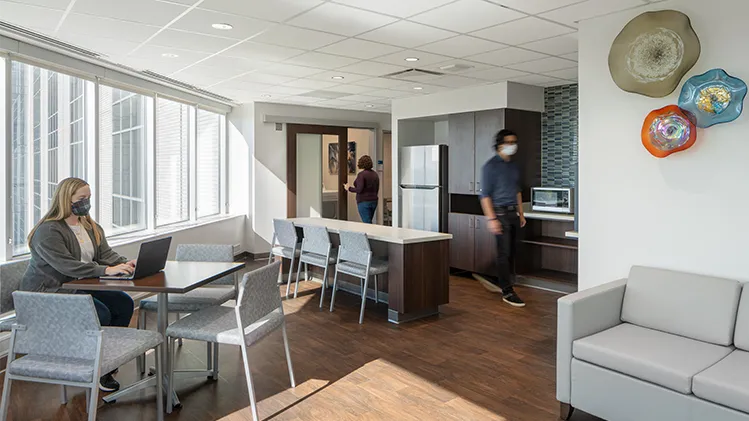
[531,187,574,214]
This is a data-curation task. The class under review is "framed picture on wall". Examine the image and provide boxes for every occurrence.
[328,142,357,175]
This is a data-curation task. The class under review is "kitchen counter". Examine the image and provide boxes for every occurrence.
[290,217,452,245]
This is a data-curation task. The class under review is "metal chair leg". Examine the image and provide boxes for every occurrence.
[87,385,99,421]
[294,257,303,299]
[240,345,260,421]
[212,342,219,380]
[60,385,68,404]
[304,263,309,281]
[137,311,147,374]
[359,275,370,324]
[319,265,329,308]
[374,275,379,304]
[329,269,340,312]
[167,338,176,413]
[285,256,296,298]
[0,376,13,421]
[281,323,296,388]
[155,344,164,421]
[177,313,183,347]
[206,341,213,371]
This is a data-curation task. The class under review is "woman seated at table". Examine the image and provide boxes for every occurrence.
[21,177,136,392]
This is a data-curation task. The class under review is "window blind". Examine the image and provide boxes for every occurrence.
[156,98,191,226]
[196,109,221,218]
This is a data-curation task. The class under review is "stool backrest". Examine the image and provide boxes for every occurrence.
[301,226,331,256]
[176,244,234,285]
[273,219,298,249]
[12,291,101,360]
[237,261,283,329]
[338,230,372,266]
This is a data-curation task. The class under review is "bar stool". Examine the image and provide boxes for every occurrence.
[268,219,306,298]
[329,230,389,324]
[294,225,337,307]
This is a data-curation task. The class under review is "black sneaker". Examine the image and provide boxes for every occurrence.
[99,373,120,392]
[502,290,526,308]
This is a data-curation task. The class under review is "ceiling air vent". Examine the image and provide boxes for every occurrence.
[0,21,103,58]
[383,68,444,80]
[439,63,475,73]
[141,70,235,103]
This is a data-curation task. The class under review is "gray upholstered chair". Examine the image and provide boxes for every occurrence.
[329,230,389,324]
[165,261,295,420]
[2,291,164,421]
[0,259,30,333]
[294,225,336,307]
[137,243,235,374]
[268,219,305,298]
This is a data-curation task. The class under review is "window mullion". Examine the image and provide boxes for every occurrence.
[189,106,197,222]
[2,58,11,261]
[147,95,156,231]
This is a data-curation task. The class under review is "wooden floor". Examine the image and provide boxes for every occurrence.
[0,264,603,421]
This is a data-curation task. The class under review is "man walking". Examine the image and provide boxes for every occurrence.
[479,129,526,307]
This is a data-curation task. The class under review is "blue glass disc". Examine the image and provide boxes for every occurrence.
[678,68,747,128]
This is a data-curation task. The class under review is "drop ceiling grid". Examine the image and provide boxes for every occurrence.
[0,0,664,110]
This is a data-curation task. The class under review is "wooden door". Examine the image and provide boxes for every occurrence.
[448,113,475,194]
[473,215,498,276]
[474,109,505,196]
[448,213,475,271]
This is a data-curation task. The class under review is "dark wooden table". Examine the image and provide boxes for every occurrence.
[63,261,246,411]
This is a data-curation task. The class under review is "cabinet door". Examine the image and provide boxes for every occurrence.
[448,213,475,272]
[474,109,505,195]
[473,216,498,276]
[448,113,475,194]
[505,109,541,202]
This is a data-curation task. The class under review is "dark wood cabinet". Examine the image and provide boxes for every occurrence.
[506,109,542,202]
[474,110,505,194]
[448,113,475,194]
[448,213,475,272]
[473,215,498,276]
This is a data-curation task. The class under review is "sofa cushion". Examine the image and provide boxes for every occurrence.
[733,285,749,351]
[693,350,749,414]
[621,266,742,346]
[573,323,733,394]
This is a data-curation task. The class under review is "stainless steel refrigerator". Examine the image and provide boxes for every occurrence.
[399,145,449,232]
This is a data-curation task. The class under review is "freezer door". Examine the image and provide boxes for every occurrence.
[400,146,425,186]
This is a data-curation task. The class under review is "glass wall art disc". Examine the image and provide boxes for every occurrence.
[609,10,700,98]
[678,69,747,128]
[642,105,697,158]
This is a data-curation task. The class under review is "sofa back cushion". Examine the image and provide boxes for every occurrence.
[621,266,742,346]
[734,284,749,351]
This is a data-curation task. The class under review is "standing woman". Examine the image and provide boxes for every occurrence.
[22,177,136,392]
[344,155,380,224]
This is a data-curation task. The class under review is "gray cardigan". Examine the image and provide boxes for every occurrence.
[21,220,128,292]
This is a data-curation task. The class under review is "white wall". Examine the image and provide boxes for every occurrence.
[578,0,749,289]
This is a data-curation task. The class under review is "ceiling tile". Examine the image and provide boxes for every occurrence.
[170,8,272,40]
[261,63,326,78]
[72,0,187,26]
[259,86,315,95]
[338,94,387,103]
[472,17,574,45]
[308,71,371,83]
[425,59,493,74]
[288,3,397,36]
[0,1,63,32]
[429,75,487,88]
[543,67,578,80]
[540,0,646,27]
[236,72,297,85]
[286,52,360,69]
[506,56,576,72]
[336,61,409,77]
[521,33,578,55]
[160,0,198,5]
[374,50,452,67]
[467,66,529,81]
[172,63,252,82]
[109,56,188,74]
[409,0,526,33]
[363,89,413,99]
[417,35,505,58]
[3,0,70,10]
[197,0,323,22]
[131,45,211,68]
[317,39,403,60]
[467,47,547,66]
[391,82,447,94]
[199,54,268,72]
[284,96,325,104]
[282,79,339,89]
[148,29,238,54]
[59,14,160,44]
[358,21,454,49]
[560,51,577,62]
[211,79,273,92]
[251,25,345,50]
[331,0,454,18]
[488,0,586,14]
[222,41,305,62]
[354,78,411,89]
[314,99,361,108]
[54,34,142,57]
[509,73,563,85]
[325,84,376,94]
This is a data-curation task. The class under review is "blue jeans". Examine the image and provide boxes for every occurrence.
[89,290,134,327]
[357,201,378,224]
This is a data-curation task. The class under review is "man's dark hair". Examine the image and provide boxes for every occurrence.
[494,129,517,150]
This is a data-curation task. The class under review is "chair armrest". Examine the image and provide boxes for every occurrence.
[556,278,627,403]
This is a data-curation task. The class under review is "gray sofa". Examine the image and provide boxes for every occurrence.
[557,266,749,421]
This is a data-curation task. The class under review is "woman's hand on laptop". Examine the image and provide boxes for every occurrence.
[105,264,134,276]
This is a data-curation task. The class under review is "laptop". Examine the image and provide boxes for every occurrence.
[100,237,172,281]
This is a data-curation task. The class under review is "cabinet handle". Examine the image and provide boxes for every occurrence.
[476,181,481,192]
[475,218,479,230]
[469,182,474,192]
[468,217,473,229]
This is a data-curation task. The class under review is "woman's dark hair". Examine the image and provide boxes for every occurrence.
[357,155,374,170]
[494,129,517,150]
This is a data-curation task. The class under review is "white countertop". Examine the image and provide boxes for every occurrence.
[565,231,579,239]
[522,203,575,222]
[290,218,452,245]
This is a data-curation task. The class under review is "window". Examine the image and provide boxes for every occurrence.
[156,98,191,226]
[10,62,94,255]
[196,109,223,218]
[99,86,150,235]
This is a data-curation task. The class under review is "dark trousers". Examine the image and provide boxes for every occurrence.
[89,290,134,327]
[495,211,520,292]
[357,201,378,224]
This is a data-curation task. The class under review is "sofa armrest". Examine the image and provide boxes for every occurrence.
[556,278,627,403]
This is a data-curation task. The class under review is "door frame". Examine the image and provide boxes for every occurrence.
[286,124,349,219]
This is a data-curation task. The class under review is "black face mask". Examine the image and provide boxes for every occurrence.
[71,197,91,217]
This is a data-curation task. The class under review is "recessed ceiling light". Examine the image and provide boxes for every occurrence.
[212,23,234,30]
[413,86,423,90]
[405,57,419,62]
[331,76,345,80]
[161,53,179,58]
[365,104,375,108]
[260,94,271,98]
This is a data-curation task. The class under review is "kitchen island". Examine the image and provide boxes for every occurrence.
[290,218,452,324]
